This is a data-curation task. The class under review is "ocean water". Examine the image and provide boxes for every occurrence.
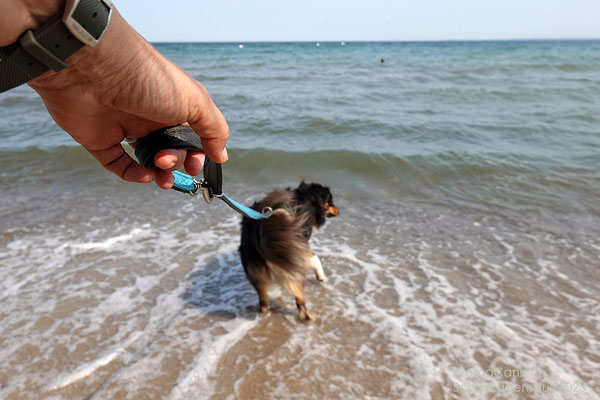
[1,41,599,399]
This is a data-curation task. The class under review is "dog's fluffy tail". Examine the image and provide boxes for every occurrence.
[256,190,310,293]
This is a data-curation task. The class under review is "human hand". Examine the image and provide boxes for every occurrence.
[12,4,229,189]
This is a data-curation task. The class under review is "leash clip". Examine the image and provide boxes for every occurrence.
[199,179,215,204]
[198,178,225,204]
[171,170,201,197]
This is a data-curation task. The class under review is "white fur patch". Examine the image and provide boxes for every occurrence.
[310,254,327,282]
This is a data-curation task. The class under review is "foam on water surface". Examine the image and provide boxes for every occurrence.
[1,195,599,399]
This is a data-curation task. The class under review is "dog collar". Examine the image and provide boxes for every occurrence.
[0,0,113,93]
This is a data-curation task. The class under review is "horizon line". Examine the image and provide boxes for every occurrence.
[149,37,600,44]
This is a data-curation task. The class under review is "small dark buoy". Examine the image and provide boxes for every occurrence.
[380,58,385,64]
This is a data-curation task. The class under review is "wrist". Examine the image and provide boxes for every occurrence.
[0,0,66,46]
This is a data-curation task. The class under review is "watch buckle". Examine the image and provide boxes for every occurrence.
[62,0,114,47]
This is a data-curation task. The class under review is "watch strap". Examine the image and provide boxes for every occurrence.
[0,0,111,93]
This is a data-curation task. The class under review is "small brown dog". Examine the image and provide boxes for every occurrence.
[239,181,338,321]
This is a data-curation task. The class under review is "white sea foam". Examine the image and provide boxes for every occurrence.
[298,210,600,398]
[64,227,147,250]
[168,317,258,400]
[1,203,599,399]
[47,331,144,391]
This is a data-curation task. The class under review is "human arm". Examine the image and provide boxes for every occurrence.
[0,0,229,188]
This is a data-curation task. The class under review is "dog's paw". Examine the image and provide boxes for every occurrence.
[316,274,327,283]
[298,309,315,322]
[258,302,269,314]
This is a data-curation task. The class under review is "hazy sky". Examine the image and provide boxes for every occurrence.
[117,0,600,42]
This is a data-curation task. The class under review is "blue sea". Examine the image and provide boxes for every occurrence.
[1,41,599,399]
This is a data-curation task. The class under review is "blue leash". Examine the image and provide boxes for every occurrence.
[172,171,268,220]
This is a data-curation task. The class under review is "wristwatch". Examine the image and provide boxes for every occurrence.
[0,0,114,93]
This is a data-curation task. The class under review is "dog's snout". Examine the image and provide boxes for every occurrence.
[326,206,339,217]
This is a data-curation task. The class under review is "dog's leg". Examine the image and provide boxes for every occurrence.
[293,281,314,321]
[256,282,270,313]
[296,297,315,322]
[281,278,315,321]
[244,262,272,314]
[309,253,327,282]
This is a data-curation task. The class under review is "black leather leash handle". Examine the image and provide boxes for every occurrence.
[134,126,223,196]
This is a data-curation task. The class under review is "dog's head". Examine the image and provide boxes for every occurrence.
[293,181,339,227]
